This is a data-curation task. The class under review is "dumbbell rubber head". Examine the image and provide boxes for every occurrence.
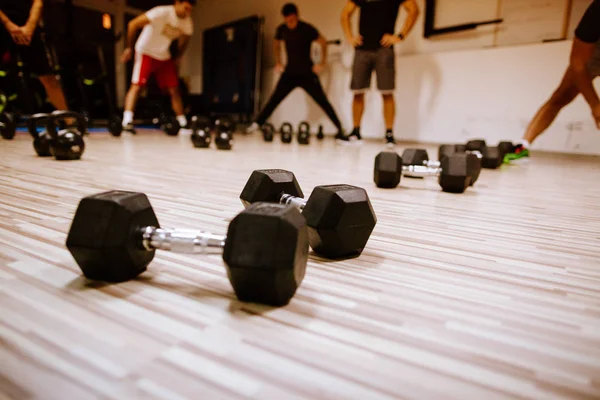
[374,152,402,188]
[481,147,503,169]
[401,148,429,166]
[66,191,159,282]
[0,113,16,140]
[223,202,308,306]
[108,115,123,137]
[240,169,304,207]
[162,116,180,136]
[466,139,487,153]
[498,141,514,157]
[303,185,377,259]
[439,154,478,193]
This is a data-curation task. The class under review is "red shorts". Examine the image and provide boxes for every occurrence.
[132,54,178,89]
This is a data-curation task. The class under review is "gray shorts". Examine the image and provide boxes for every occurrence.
[587,44,600,77]
[350,48,395,92]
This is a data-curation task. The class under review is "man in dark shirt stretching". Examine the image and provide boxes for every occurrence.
[341,0,419,146]
[0,0,69,113]
[506,0,600,161]
[247,3,344,138]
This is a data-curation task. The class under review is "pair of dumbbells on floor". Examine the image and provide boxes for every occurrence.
[190,115,235,150]
[108,114,181,137]
[261,121,325,144]
[444,139,515,169]
[375,145,484,193]
[66,170,377,306]
[26,111,87,160]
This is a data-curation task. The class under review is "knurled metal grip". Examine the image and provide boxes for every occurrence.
[142,227,225,254]
[279,194,307,211]
[402,165,443,178]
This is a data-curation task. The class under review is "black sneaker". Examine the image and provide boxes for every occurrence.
[335,131,350,145]
[123,122,136,134]
[385,132,396,147]
[347,128,362,145]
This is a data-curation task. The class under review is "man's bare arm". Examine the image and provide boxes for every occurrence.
[274,39,283,66]
[177,35,191,58]
[399,0,419,38]
[126,14,150,50]
[25,0,43,30]
[317,35,328,65]
[341,0,361,46]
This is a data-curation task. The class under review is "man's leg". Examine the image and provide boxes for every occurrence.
[506,67,579,161]
[156,59,188,128]
[38,75,68,111]
[247,74,297,132]
[123,54,153,132]
[299,74,344,134]
[122,84,141,132]
[375,47,397,146]
[346,49,375,142]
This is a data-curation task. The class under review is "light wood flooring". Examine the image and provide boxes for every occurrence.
[1,130,600,400]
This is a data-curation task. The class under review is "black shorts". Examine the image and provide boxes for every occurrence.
[0,27,53,76]
[350,47,395,92]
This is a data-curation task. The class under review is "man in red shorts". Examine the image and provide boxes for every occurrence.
[120,0,194,133]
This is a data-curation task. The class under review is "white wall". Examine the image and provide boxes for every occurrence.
[189,0,600,155]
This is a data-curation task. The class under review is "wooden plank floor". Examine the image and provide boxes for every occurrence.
[1,130,600,400]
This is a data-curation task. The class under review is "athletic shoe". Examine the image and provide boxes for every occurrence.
[246,122,260,134]
[335,131,350,145]
[347,128,362,145]
[122,122,136,135]
[504,144,529,162]
[385,132,396,148]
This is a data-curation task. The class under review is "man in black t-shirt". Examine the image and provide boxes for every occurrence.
[247,3,344,137]
[341,0,419,146]
[0,0,69,113]
[505,0,600,161]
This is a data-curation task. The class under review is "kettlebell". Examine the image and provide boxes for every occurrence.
[27,113,53,157]
[0,112,16,140]
[46,110,87,161]
[190,115,213,148]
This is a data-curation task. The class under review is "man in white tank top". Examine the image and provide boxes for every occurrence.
[120,0,195,133]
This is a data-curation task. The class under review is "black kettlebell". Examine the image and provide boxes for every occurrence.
[261,123,275,142]
[317,125,324,140]
[297,121,310,145]
[280,122,293,144]
[162,115,180,136]
[214,117,234,150]
[0,112,16,140]
[46,110,87,161]
[108,115,123,137]
[28,113,53,157]
[190,115,213,148]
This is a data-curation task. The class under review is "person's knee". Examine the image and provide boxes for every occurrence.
[354,93,365,102]
[548,88,576,108]
[382,93,394,102]
[168,87,181,98]
[127,84,141,95]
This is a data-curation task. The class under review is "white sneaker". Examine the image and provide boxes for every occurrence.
[246,122,260,134]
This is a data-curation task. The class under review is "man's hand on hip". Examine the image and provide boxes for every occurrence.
[380,34,402,47]
[6,22,27,45]
[348,35,363,48]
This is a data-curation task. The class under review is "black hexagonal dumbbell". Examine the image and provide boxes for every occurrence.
[374,151,480,194]
[239,170,377,259]
[403,147,482,185]
[66,191,309,306]
[465,139,514,169]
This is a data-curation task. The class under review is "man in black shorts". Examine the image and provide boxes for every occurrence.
[247,3,344,138]
[505,0,600,161]
[341,0,419,146]
[0,0,69,114]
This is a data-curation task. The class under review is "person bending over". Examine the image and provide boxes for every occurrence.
[506,0,600,161]
[120,0,194,134]
[0,0,69,113]
[340,0,419,146]
[247,3,345,138]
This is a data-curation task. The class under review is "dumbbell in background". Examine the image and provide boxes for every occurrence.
[402,147,483,185]
[440,140,514,169]
[66,191,309,306]
[374,151,481,193]
[240,169,377,259]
